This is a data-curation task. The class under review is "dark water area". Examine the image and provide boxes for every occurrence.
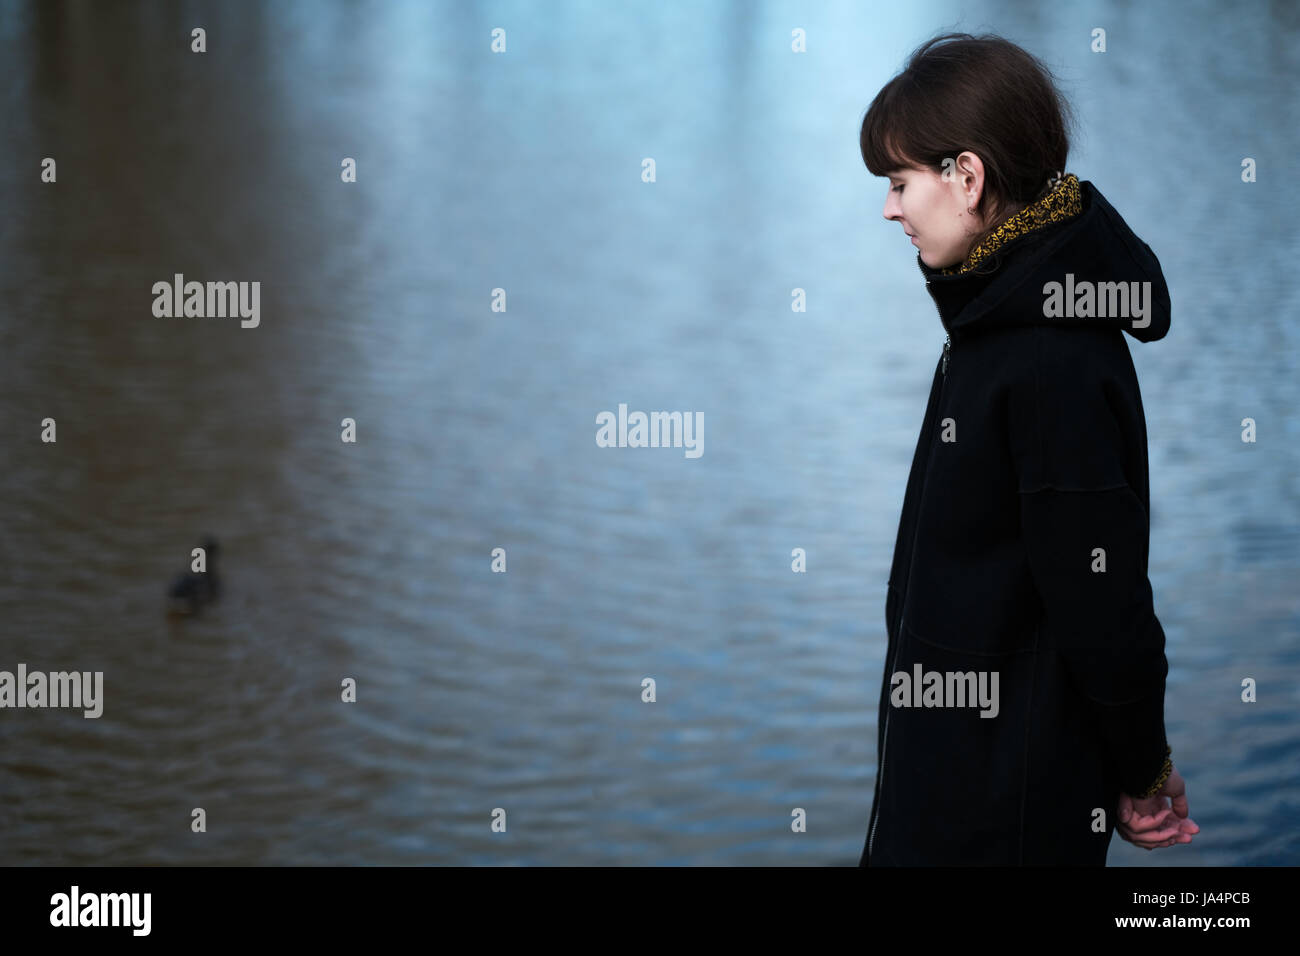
[0,0,1296,865]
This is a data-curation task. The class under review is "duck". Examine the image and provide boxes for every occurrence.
[167,535,221,616]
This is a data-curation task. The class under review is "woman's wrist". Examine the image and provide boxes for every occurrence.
[1137,745,1174,797]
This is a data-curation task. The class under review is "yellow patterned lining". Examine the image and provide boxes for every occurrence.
[940,172,1083,276]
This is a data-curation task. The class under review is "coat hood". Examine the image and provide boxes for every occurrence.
[919,177,1171,344]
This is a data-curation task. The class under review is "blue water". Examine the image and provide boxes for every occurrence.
[0,0,1295,865]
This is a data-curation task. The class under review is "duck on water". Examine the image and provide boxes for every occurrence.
[167,536,220,616]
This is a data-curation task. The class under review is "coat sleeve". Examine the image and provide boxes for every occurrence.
[1007,336,1171,797]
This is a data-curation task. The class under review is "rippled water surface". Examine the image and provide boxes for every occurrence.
[0,0,1297,865]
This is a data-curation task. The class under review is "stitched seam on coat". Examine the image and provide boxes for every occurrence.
[1031,327,1044,490]
[905,621,1036,657]
[1019,482,1132,495]
[1099,196,1152,278]
[1019,625,1038,865]
[1079,686,1165,707]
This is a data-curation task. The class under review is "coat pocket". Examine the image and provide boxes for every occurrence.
[876,622,1035,864]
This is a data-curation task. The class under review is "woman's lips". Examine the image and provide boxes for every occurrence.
[911,235,919,245]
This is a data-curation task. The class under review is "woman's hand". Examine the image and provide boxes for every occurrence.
[1116,766,1200,850]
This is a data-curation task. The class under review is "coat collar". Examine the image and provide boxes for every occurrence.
[917,174,1171,344]
[940,173,1084,277]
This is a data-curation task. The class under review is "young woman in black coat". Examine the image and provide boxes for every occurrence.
[856,33,1200,865]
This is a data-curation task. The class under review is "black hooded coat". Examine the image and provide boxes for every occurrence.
[860,179,1173,866]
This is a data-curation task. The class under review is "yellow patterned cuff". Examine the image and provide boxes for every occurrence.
[1137,745,1174,798]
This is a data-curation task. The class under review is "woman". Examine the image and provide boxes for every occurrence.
[856,33,1199,865]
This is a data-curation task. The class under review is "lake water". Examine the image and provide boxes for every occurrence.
[0,0,1296,865]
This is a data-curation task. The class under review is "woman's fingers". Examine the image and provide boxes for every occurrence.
[1164,768,1191,818]
[1123,806,1175,833]
[1115,782,1201,850]
[1118,819,1189,848]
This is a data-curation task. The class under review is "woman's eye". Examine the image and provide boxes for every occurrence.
[891,183,904,193]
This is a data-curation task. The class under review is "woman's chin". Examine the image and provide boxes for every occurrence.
[920,249,960,270]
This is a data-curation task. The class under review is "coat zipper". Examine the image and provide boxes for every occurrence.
[919,256,952,377]
[866,264,950,861]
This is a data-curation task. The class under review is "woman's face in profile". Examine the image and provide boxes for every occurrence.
[882,163,982,270]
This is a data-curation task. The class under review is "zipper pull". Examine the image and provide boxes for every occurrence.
[942,333,951,375]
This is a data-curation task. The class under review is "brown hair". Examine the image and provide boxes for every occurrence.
[860,33,1077,255]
